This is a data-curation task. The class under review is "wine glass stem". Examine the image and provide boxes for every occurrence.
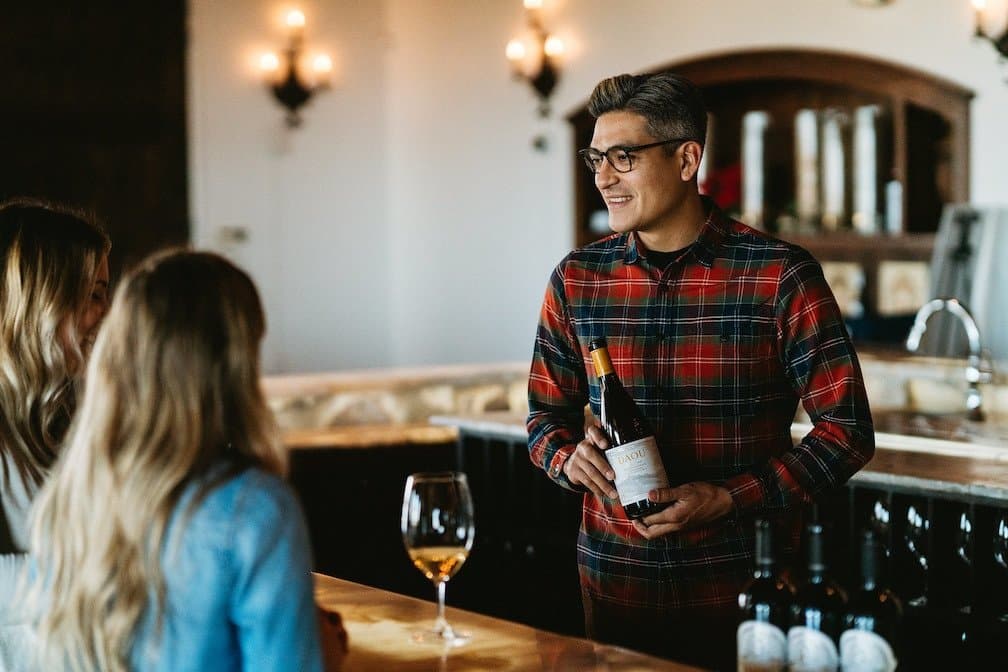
[435,580,451,636]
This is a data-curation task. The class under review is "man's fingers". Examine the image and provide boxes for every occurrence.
[585,425,611,451]
[633,520,679,539]
[566,451,617,499]
[647,486,682,503]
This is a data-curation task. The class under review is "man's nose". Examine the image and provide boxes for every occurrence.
[595,159,618,189]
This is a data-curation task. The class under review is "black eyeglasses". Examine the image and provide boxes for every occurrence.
[577,138,691,174]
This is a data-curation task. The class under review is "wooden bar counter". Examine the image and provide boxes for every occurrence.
[313,574,701,672]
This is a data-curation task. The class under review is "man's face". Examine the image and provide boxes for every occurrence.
[591,110,690,238]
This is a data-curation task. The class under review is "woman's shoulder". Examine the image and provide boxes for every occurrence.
[176,466,301,547]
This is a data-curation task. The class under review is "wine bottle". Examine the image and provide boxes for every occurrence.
[737,518,794,672]
[788,523,847,672]
[839,530,902,672]
[588,338,670,519]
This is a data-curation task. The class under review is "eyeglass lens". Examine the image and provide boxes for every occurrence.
[581,148,633,174]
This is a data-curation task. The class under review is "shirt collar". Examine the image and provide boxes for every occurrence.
[621,196,728,269]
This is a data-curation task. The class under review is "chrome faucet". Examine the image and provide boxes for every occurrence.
[906,298,990,421]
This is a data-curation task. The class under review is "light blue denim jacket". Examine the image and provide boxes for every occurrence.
[130,467,324,672]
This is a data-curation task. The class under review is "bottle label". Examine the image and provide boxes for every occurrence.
[839,629,896,672]
[604,436,669,507]
[787,626,839,672]
[737,620,787,671]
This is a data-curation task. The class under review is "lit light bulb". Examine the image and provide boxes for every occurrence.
[505,39,526,62]
[543,35,564,57]
[259,52,280,73]
[286,9,306,28]
[523,0,543,9]
[312,54,333,75]
[971,0,986,10]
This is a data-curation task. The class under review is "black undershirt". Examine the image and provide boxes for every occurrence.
[643,245,690,270]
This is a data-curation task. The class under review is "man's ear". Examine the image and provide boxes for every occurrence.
[680,141,703,182]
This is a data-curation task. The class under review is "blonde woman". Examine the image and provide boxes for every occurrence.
[31,251,324,672]
[0,199,111,663]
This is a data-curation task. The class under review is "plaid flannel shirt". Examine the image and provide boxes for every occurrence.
[527,201,874,611]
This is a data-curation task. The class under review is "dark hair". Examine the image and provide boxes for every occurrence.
[0,197,111,488]
[587,72,707,151]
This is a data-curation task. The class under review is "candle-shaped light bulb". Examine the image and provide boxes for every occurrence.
[259,52,281,73]
[286,9,306,29]
[505,39,526,63]
[312,54,332,75]
[523,0,543,9]
[972,0,987,36]
[543,35,564,57]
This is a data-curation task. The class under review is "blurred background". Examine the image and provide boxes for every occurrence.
[3,0,1007,374]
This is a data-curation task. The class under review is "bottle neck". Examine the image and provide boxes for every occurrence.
[591,347,615,378]
[806,526,828,582]
[860,534,880,591]
[753,520,775,579]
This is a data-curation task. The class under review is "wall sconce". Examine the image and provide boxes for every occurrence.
[972,0,1008,59]
[259,9,332,128]
[505,0,564,117]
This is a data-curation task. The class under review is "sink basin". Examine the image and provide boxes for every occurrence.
[871,409,1008,445]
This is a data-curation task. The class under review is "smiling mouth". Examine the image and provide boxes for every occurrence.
[605,195,632,207]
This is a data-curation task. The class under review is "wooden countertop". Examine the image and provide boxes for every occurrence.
[430,412,1008,503]
[313,574,700,671]
[284,423,458,450]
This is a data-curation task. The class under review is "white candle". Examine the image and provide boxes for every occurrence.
[820,109,847,231]
[852,105,879,234]
[794,109,820,228]
[741,111,770,230]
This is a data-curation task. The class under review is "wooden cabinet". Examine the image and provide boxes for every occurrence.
[568,50,972,339]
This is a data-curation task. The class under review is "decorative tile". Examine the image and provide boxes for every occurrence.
[820,261,866,318]
[877,261,930,316]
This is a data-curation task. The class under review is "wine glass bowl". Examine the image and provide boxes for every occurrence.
[994,513,1008,622]
[869,498,892,561]
[903,503,930,607]
[401,471,476,645]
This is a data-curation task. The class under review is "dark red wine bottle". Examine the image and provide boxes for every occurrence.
[588,338,669,519]
[737,518,794,671]
[788,523,847,672]
[840,529,903,672]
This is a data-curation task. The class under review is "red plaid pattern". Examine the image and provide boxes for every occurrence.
[527,201,874,610]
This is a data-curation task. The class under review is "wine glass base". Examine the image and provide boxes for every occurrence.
[907,595,928,608]
[410,627,471,647]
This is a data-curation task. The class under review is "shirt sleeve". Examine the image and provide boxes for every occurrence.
[230,476,324,672]
[527,263,590,491]
[0,552,31,624]
[723,249,875,517]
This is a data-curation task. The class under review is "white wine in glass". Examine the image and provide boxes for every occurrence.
[401,471,475,645]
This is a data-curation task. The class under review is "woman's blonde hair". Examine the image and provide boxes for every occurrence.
[0,198,110,491]
[31,250,286,672]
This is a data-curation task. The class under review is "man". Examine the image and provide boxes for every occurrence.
[526,72,874,670]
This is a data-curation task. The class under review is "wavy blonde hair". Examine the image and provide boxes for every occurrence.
[0,198,110,491]
[31,250,286,672]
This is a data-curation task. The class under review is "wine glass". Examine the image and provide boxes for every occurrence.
[954,508,973,613]
[904,503,930,607]
[869,496,892,563]
[994,513,1008,622]
[401,471,476,645]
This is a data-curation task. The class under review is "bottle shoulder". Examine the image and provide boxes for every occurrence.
[846,588,903,618]
[794,578,848,606]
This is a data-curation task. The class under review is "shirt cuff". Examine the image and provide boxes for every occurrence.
[723,472,766,519]
[546,446,581,491]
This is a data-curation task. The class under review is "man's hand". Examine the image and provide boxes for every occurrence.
[631,482,734,540]
[562,421,618,500]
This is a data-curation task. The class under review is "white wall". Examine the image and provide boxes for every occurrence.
[189,0,1008,373]
[188,0,390,373]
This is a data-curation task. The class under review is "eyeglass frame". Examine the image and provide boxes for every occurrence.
[577,137,694,174]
